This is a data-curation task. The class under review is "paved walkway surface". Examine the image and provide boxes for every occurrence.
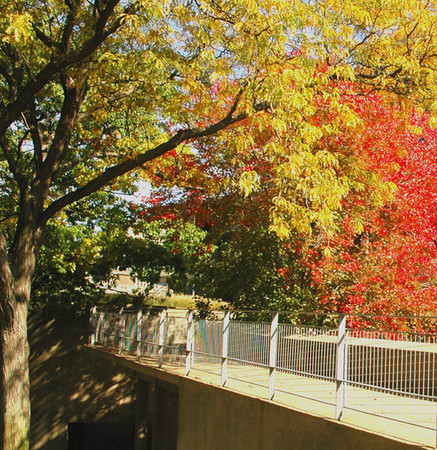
[91,345,436,449]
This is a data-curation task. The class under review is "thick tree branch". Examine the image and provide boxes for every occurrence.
[31,70,90,214]
[46,70,90,175]
[40,98,269,225]
[26,104,44,170]
[33,27,58,51]
[60,0,79,52]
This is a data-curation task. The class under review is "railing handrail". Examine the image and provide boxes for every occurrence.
[90,304,437,320]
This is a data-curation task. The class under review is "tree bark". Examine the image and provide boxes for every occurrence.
[0,217,36,449]
[0,301,30,449]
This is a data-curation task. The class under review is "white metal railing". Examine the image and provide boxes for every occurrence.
[89,306,437,444]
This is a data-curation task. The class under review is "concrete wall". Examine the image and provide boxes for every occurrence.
[29,312,136,449]
[93,347,427,450]
[176,377,425,450]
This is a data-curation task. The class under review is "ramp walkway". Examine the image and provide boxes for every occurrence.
[89,307,437,449]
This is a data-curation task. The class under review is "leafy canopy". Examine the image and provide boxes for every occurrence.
[4,0,437,249]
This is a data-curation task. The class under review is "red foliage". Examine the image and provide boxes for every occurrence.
[311,93,437,325]
[139,78,437,327]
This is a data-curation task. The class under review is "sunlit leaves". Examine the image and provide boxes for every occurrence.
[3,0,437,308]
[239,170,260,197]
[310,96,437,320]
[2,12,33,46]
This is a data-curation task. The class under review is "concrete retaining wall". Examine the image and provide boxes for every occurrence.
[176,377,426,450]
[29,312,136,449]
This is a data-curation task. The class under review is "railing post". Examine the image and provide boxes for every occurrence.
[119,307,125,355]
[158,309,166,368]
[90,306,98,346]
[222,311,230,386]
[269,312,279,400]
[186,310,194,376]
[103,308,109,349]
[336,314,347,420]
[136,308,143,361]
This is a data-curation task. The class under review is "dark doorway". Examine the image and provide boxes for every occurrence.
[153,385,178,450]
[68,422,134,450]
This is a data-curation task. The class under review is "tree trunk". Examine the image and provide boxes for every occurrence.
[0,225,34,449]
[0,300,30,449]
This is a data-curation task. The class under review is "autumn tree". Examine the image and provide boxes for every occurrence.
[3,0,437,447]
[0,1,306,445]
[310,97,437,328]
[141,115,319,310]
[144,86,437,321]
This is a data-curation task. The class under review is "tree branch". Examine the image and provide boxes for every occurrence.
[0,0,128,136]
[32,67,90,209]
[26,104,44,170]
[0,136,28,194]
[33,26,58,51]
[40,98,269,225]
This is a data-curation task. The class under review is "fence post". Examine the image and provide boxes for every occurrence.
[336,314,347,420]
[186,310,194,376]
[103,308,109,349]
[222,311,230,387]
[158,309,167,368]
[90,306,97,346]
[119,307,125,355]
[136,308,143,361]
[269,312,279,400]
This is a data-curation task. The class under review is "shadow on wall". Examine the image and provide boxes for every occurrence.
[29,311,136,450]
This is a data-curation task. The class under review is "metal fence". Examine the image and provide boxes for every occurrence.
[89,307,437,443]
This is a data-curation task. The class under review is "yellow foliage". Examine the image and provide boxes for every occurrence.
[239,171,260,197]
[323,246,332,258]
[429,116,437,129]
[2,12,33,45]
[4,0,437,245]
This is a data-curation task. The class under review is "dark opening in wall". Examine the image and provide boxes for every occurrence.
[68,422,134,450]
[153,384,178,450]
